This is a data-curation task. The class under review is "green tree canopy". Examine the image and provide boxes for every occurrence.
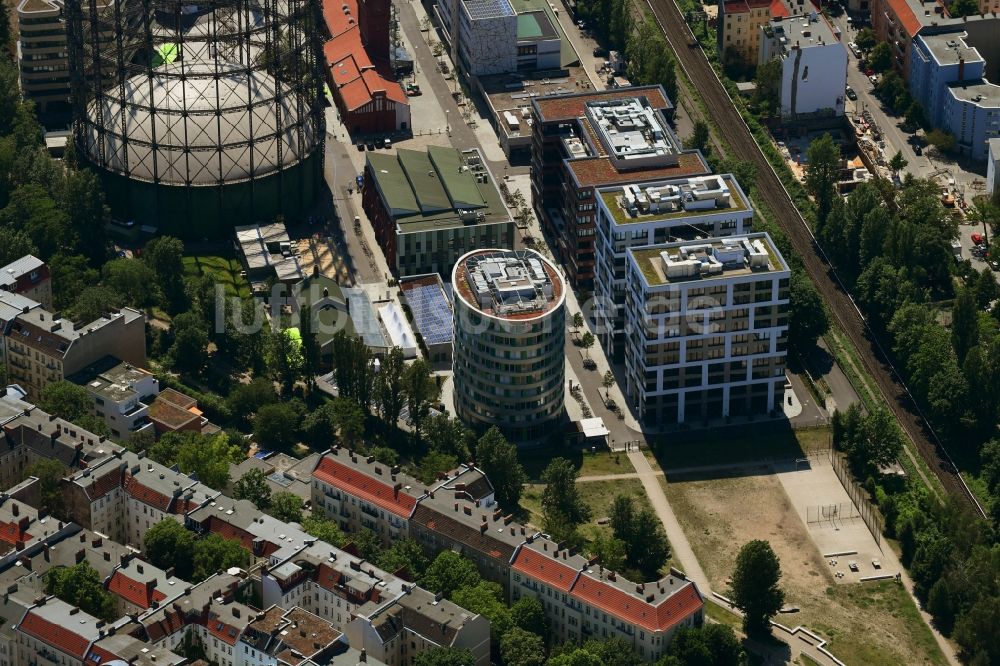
[730,539,784,635]
[45,562,117,622]
[609,494,671,577]
[805,133,841,224]
[254,402,302,451]
[26,458,66,517]
[452,581,513,641]
[788,272,829,355]
[869,41,893,73]
[376,538,430,579]
[267,491,303,523]
[170,312,209,373]
[192,533,251,582]
[500,627,546,666]
[144,519,196,580]
[475,427,526,508]
[661,624,746,665]
[175,431,241,489]
[541,458,592,542]
[422,551,481,598]
[233,468,272,509]
[38,381,93,422]
[413,648,476,666]
[300,515,345,547]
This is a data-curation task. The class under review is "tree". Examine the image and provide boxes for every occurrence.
[413,648,476,666]
[268,491,303,523]
[730,540,784,635]
[949,0,980,17]
[192,533,251,582]
[422,551,481,597]
[127,429,156,454]
[268,327,304,396]
[254,402,301,451]
[511,595,547,636]
[144,236,187,312]
[579,331,595,358]
[952,286,979,362]
[372,446,400,466]
[26,458,65,517]
[549,651,603,666]
[170,432,241,489]
[301,516,345,546]
[592,532,628,572]
[572,312,584,330]
[926,129,956,153]
[689,121,710,152]
[103,259,157,308]
[377,538,430,578]
[63,168,110,266]
[752,59,782,118]
[424,414,474,460]
[833,405,904,475]
[601,371,617,401]
[71,285,122,323]
[0,185,68,258]
[579,638,643,666]
[50,253,99,312]
[227,378,278,421]
[953,595,1000,664]
[500,627,546,666]
[609,495,670,577]
[888,150,908,175]
[376,346,406,425]
[475,427,526,508]
[170,312,209,373]
[805,133,841,224]
[663,624,746,665]
[403,358,438,441]
[298,302,320,385]
[346,528,382,561]
[144,519,196,580]
[788,272,829,355]
[330,329,375,410]
[38,381,92,422]
[0,228,37,266]
[869,42,893,73]
[233,468,272,509]
[326,398,365,448]
[452,581,512,640]
[45,562,117,622]
[855,27,876,52]
[541,458,592,540]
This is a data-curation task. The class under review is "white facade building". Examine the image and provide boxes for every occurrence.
[440,0,518,76]
[70,356,159,439]
[594,174,755,361]
[758,13,847,120]
[624,233,790,426]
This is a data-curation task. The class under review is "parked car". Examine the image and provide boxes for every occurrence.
[845,85,857,101]
[383,138,392,149]
[366,140,376,150]
[848,41,860,57]
[868,74,879,86]
[973,232,986,245]
[914,144,923,156]
[356,142,365,151]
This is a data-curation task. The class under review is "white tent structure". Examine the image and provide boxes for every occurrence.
[379,302,419,359]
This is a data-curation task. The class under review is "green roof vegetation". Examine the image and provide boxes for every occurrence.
[399,149,452,213]
[507,0,577,66]
[600,179,749,226]
[368,152,420,218]
[517,12,544,39]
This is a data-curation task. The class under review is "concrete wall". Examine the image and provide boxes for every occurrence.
[780,42,847,119]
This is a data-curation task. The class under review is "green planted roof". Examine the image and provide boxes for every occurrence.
[368,152,420,218]
[429,145,487,210]
[398,148,452,214]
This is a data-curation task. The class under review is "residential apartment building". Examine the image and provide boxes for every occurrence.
[531,88,710,289]
[758,14,847,120]
[0,292,146,401]
[69,356,158,439]
[0,256,52,309]
[308,448,706,656]
[451,249,566,441]
[15,0,70,114]
[624,233,790,426]
[594,174,754,361]
[362,146,514,278]
[718,0,783,64]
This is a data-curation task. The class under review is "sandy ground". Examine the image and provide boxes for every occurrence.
[662,471,947,666]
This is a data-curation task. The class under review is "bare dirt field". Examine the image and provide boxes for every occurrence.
[662,471,947,666]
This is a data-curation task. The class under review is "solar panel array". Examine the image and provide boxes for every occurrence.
[406,283,454,345]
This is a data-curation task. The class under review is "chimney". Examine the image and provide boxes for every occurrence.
[480,523,487,534]
[10,503,17,517]
[69,607,79,616]
[959,57,965,81]
[608,571,616,581]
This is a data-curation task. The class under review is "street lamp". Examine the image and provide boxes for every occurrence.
[445,110,450,134]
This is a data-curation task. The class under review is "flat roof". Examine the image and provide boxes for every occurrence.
[767,14,839,50]
[918,31,982,66]
[453,249,564,320]
[465,0,516,20]
[367,147,510,233]
[507,0,576,65]
[598,174,750,225]
[947,79,1000,105]
[629,233,788,286]
[69,356,153,403]
[534,86,673,122]
[568,151,710,188]
[517,10,558,41]
[585,97,677,163]
[479,66,590,130]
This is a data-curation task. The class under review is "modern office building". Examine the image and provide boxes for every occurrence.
[14,0,88,116]
[363,146,514,278]
[531,88,711,289]
[624,233,790,426]
[451,249,566,441]
[758,14,847,120]
[594,174,755,361]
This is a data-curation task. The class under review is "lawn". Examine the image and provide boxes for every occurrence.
[520,478,651,544]
[519,447,635,482]
[650,425,831,472]
[182,254,251,298]
[661,472,948,666]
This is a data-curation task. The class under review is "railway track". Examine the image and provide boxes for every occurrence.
[644,0,985,517]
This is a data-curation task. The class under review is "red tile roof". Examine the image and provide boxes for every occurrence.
[511,547,580,592]
[571,577,702,632]
[314,562,342,592]
[84,644,119,664]
[205,613,242,645]
[107,571,167,609]
[313,456,417,518]
[535,87,670,122]
[0,521,30,548]
[85,467,124,501]
[19,611,91,659]
[321,0,407,114]
[885,0,921,36]
[723,0,772,12]
[770,0,789,17]
[144,607,185,643]
[123,474,172,512]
